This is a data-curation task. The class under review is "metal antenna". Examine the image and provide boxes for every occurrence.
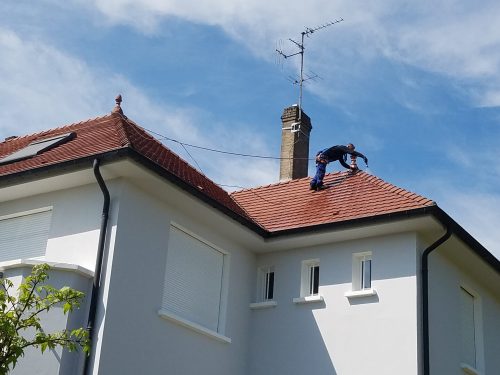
[276,18,343,122]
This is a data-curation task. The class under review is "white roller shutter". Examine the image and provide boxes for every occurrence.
[0,209,52,262]
[162,226,224,332]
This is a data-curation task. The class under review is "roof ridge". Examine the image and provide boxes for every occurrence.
[360,171,435,205]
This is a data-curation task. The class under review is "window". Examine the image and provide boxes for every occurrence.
[250,266,277,309]
[460,286,484,374]
[258,266,275,301]
[0,132,75,165]
[160,225,229,340]
[0,208,52,262]
[352,252,372,291]
[293,259,322,304]
[345,252,376,298]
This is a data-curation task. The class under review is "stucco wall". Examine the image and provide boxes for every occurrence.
[249,232,420,375]
[93,181,256,375]
[427,237,500,375]
[0,179,121,375]
[0,181,122,271]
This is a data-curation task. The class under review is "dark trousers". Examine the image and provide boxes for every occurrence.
[310,162,327,188]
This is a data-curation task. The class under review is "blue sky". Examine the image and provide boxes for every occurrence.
[1,1,499,258]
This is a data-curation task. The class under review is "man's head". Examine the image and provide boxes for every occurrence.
[347,143,355,151]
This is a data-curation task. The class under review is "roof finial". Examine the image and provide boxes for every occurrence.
[112,94,124,115]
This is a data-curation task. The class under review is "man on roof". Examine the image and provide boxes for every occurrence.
[310,143,368,191]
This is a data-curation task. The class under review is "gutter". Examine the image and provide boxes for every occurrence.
[421,225,452,375]
[83,159,111,375]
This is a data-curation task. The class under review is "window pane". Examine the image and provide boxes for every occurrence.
[0,133,74,164]
[362,259,371,289]
[266,271,274,300]
[311,265,319,295]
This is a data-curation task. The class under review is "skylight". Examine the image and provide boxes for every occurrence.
[0,132,75,165]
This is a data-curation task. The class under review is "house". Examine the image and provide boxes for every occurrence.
[0,98,499,375]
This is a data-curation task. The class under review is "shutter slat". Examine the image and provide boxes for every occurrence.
[162,227,224,332]
[0,210,51,262]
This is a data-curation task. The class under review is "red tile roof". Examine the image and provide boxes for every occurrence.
[0,113,250,220]
[0,112,435,234]
[231,172,435,232]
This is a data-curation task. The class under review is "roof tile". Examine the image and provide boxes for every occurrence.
[231,172,435,232]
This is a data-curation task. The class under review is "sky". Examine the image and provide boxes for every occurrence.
[0,1,499,258]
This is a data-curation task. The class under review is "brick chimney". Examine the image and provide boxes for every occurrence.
[279,105,312,181]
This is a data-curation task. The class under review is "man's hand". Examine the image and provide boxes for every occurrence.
[316,155,327,164]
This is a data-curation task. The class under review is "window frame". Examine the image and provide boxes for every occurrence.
[250,265,278,310]
[258,265,275,302]
[345,252,377,299]
[293,259,323,304]
[459,285,484,374]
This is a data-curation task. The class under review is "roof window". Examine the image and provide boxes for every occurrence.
[0,132,75,165]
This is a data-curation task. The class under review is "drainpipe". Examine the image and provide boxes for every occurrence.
[421,226,452,375]
[83,159,110,375]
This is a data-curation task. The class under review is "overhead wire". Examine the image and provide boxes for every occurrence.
[143,127,315,161]
[125,121,361,208]
[125,121,286,207]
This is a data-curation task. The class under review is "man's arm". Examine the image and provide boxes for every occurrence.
[351,150,368,165]
[339,157,351,169]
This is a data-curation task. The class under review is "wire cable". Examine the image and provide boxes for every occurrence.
[143,127,315,161]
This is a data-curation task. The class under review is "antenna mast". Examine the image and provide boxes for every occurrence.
[276,18,343,122]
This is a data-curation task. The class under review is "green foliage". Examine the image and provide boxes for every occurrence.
[0,264,90,374]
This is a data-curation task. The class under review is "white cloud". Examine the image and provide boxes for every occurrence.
[79,0,500,107]
[0,27,277,189]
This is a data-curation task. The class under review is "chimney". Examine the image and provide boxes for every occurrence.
[279,105,312,181]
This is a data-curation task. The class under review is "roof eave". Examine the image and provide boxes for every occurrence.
[266,205,439,238]
[266,204,499,274]
[431,206,500,274]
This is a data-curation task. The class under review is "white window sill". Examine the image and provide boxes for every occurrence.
[461,363,483,375]
[158,309,231,344]
[344,289,377,298]
[249,301,277,310]
[293,295,324,304]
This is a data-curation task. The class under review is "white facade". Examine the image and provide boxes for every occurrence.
[1,159,499,375]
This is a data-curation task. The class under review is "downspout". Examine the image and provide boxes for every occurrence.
[421,226,452,375]
[83,159,110,375]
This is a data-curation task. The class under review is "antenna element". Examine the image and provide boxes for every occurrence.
[276,18,343,124]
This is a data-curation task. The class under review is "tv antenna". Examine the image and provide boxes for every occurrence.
[276,18,343,125]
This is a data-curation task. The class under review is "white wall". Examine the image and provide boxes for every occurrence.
[427,237,500,375]
[0,181,122,271]
[0,179,121,375]
[249,232,420,375]
[93,181,256,375]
